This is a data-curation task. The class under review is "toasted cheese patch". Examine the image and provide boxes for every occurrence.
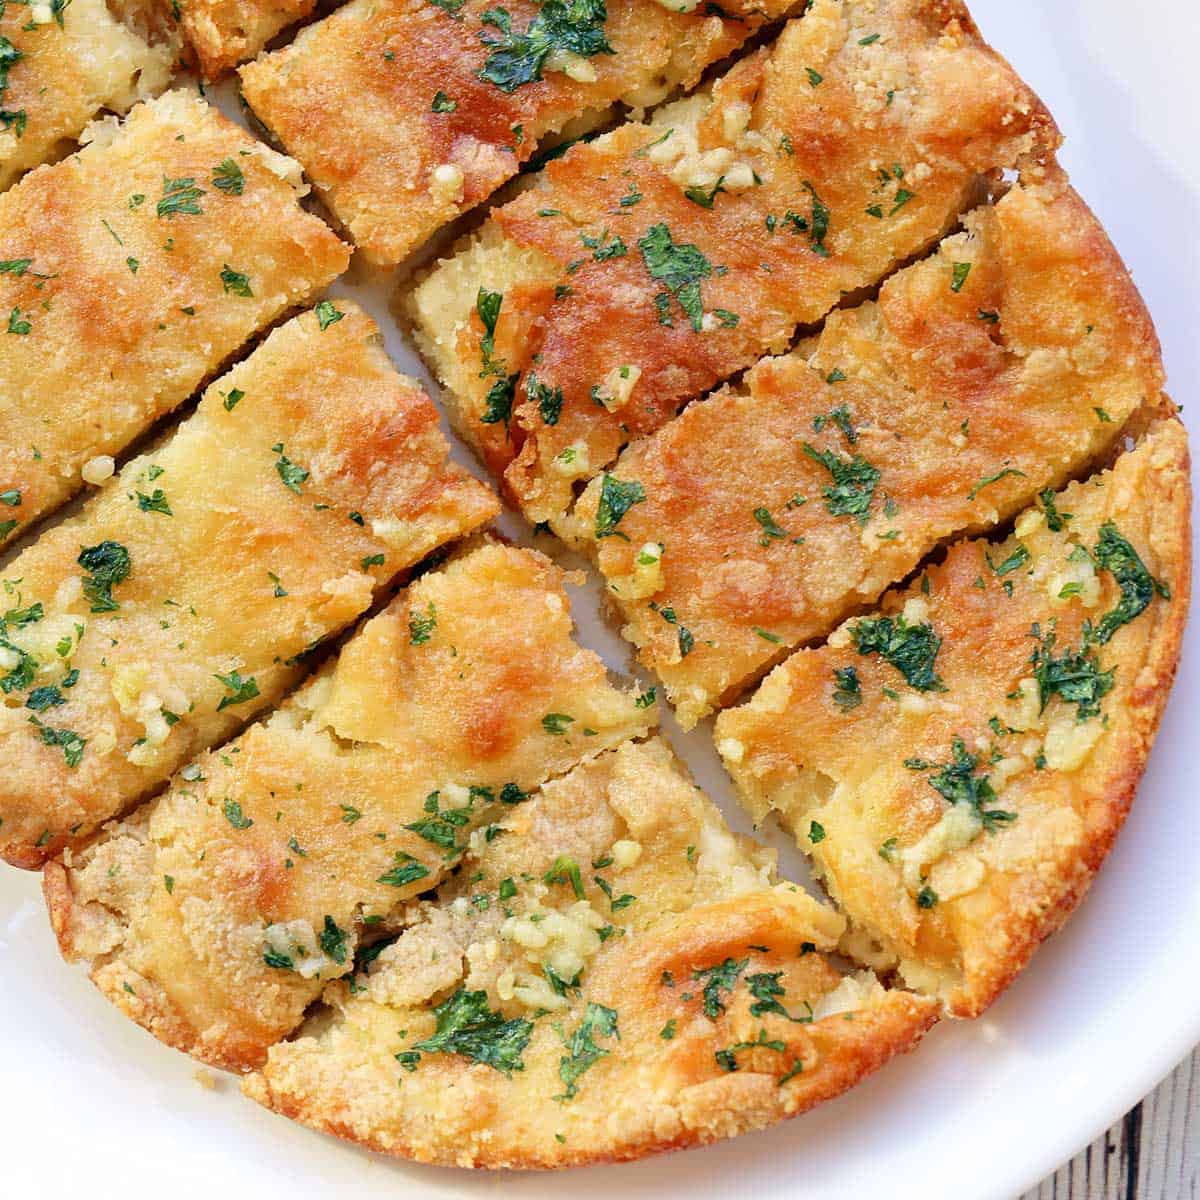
[0,302,496,867]
[716,418,1190,1017]
[575,175,1164,727]
[406,0,1058,523]
[241,738,937,1167]
[240,0,797,266]
[176,0,316,77]
[0,89,349,541]
[45,544,655,1070]
[0,0,175,192]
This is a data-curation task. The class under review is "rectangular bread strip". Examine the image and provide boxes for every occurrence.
[238,0,799,267]
[405,0,1058,520]
[0,301,497,867]
[0,0,175,191]
[174,0,316,78]
[44,543,656,1071]
[714,417,1191,1018]
[241,737,938,1167]
[0,88,350,542]
[572,174,1165,728]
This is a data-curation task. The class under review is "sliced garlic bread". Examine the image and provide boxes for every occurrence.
[244,737,937,1166]
[716,418,1190,1016]
[45,544,655,1069]
[406,0,1056,518]
[574,173,1163,727]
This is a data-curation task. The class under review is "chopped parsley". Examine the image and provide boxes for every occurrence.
[319,916,349,964]
[211,159,245,196]
[693,957,748,1019]
[542,712,575,735]
[431,90,457,112]
[315,300,344,331]
[543,854,585,899]
[556,1002,618,1100]
[222,798,253,829]
[1030,628,1114,722]
[746,972,813,1023]
[831,665,862,710]
[136,489,172,516]
[594,473,645,539]
[478,0,613,94]
[924,738,1015,831]
[987,544,1030,577]
[802,443,879,524]
[851,612,945,692]
[409,603,437,645]
[273,444,309,493]
[157,176,205,218]
[413,987,532,1075]
[1091,520,1167,644]
[715,1028,787,1072]
[29,717,86,767]
[1038,488,1071,531]
[967,466,1026,502]
[376,852,430,888]
[214,669,259,710]
[526,371,564,425]
[950,261,971,292]
[220,265,253,296]
[638,223,711,332]
[77,541,131,613]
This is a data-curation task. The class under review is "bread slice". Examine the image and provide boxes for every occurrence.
[573,172,1164,728]
[0,0,175,192]
[0,90,349,541]
[174,0,316,78]
[715,417,1190,1017]
[239,0,800,266]
[242,737,938,1166]
[0,301,496,868]
[405,0,1058,522]
[44,543,656,1070]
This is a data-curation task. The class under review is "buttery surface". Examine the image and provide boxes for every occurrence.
[0,301,495,866]
[240,0,797,266]
[0,0,1189,1181]
[408,0,1057,523]
[0,0,173,192]
[0,89,349,541]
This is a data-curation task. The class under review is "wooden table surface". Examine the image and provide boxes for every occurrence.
[1021,1049,1198,1198]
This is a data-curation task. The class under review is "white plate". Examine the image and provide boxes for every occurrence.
[2,2,1196,1196]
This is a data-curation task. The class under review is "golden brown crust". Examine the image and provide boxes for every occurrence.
[46,544,655,1071]
[176,0,315,78]
[243,739,938,1166]
[240,0,793,265]
[716,418,1190,1017]
[0,0,176,192]
[1,301,496,867]
[0,89,349,539]
[408,0,1058,523]
[573,172,1164,727]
